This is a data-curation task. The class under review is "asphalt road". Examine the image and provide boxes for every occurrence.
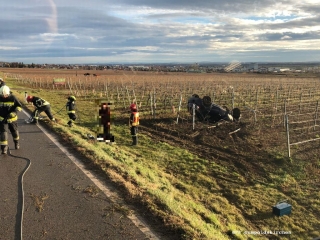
[0,111,156,240]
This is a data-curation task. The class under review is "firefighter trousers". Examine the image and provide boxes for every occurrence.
[68,113,76,121]
[130,126,138,145]
[33,105,54,121]
[0,121,19,146]
[67,113,77,125]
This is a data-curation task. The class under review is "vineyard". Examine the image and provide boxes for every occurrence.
[7,68,320,149]
[3,68,320,239]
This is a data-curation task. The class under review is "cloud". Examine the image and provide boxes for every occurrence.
[0,0,320,63]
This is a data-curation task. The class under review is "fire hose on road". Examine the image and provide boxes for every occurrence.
[7,147,31,240]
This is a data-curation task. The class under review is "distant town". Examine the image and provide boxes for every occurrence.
[1,61,320,74]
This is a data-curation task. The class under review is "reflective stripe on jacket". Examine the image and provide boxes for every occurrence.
[0,102,15,107]
[0,94,22,122]
[32,97,49,108]
[0,115,18,122]
[131,112,139,126]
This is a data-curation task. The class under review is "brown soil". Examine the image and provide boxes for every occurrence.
[138,118,283,184]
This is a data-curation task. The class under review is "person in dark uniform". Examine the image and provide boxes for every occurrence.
[0,86,22,153]
[26,95,55,124]
[66,96,76,127]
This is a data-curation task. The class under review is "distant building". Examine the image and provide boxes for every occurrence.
[279,68,291,72]
[268,67,280,72]
[249,63,259,71]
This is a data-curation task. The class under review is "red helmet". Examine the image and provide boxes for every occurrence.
[26,96,33,102]
[130,103,137,110]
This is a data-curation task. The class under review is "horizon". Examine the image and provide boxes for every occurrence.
[2,61,320,66]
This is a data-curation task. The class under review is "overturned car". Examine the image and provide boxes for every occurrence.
[187,94,241,123]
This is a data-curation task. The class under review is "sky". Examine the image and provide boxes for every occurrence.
[1,0,320,64]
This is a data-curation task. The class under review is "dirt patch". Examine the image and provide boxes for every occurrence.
[137,117,288,185]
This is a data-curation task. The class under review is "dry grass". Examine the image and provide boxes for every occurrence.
[30,193,49,212]
[83,185,100,197]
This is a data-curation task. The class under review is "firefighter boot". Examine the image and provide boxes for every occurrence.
[67,120,73,127]
[1,145,8,154]
[14,140,20,150]
[31,118,38,124]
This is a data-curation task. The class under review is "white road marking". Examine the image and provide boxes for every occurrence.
[22,109,159,240]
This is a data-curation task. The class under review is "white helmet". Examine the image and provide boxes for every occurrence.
[0,86,10,97]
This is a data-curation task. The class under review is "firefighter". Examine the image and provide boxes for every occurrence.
[129,103,139,146]
[0,85,22,153]
[66,96,76,127]
[26,95,55,124]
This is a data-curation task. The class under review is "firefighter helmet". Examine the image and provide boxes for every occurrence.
[26,95,33,102]
[68,96,76,101]
[130,103,137,110]
[0,85,10,97]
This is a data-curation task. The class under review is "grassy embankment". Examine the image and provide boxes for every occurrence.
[4,74,320,240]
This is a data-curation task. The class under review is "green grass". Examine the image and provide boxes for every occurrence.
[4,73,320,240]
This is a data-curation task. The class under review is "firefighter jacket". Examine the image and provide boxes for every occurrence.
[0,94,22,123]
[130,111,139,126]
[66,99,76,114]
[32,97,50,108]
